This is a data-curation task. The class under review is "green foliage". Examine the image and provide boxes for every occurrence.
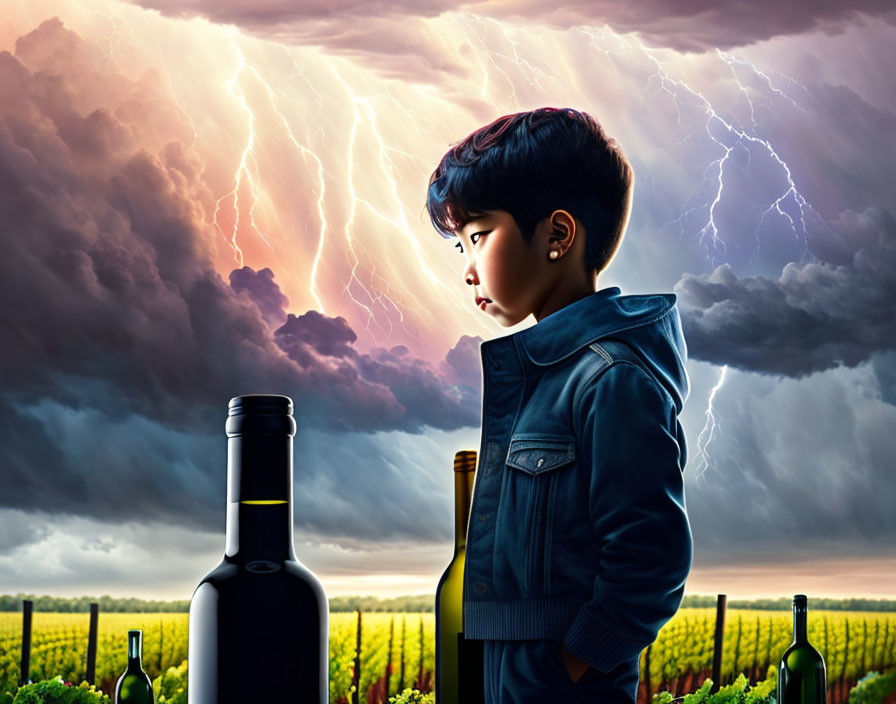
[388,688,435,704]
[848,669,896,704]
[652,670,777,704]
[10,677,110,704]
[152,659,187,704]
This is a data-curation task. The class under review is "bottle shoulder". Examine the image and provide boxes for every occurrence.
[192,556,327,599]
[115,670,152,689]
[437,551,465,586]
[781,642,826,667]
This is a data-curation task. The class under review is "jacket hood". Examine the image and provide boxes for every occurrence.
[514,286,690,414]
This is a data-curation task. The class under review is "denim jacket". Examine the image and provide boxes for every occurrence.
[463,286,693,684]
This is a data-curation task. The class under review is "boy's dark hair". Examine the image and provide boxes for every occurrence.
[425,107,634,277]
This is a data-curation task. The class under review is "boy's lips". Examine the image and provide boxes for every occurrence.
[476,296,492,310]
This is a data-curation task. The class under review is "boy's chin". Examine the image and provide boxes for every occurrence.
[492,308,527,327]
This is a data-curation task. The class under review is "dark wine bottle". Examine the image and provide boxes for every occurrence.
[188,394,328,703]
[114,630,154,704]
[435,450,483,704]
[778,594,827,704]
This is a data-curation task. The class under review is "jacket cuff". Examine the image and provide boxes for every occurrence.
[561,608,646,673]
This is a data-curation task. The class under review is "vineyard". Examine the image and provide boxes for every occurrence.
[0,608,893,703]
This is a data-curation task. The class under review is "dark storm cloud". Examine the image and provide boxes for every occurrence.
[129,0,896,64]
[674,206,896,379]
[229,266,290,329]
[0,509,52,555]
[275,310,359,365]
[499,0,896,53]
[681,364,896,563]
[0,18,480,539]
[274,312,480,430]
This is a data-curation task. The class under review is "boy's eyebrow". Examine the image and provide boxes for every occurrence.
[460,214,490,233]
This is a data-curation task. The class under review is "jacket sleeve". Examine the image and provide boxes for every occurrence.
[562,361,693,673]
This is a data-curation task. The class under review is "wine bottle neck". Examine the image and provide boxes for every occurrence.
[454,469,474,552]
[127,632,143,668]
[225,434,297,562]
[226,501,297,561]
[793,607,808,643]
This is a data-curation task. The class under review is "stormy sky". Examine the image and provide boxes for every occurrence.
[0,0,894,600]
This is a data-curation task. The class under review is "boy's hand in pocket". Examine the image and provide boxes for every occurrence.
[560,643,591,683]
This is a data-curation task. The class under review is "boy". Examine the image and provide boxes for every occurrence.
[425,108,693,704]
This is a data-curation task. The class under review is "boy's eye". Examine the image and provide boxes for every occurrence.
[454,231,487,254]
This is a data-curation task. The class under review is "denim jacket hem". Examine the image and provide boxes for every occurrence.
[463,597,582,640]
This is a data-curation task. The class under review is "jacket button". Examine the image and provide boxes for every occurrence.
[536,458,544,468]
[474,581,487,594]
[477,513,486,522]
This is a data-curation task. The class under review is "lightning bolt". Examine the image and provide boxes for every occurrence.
[213,39,276,269]
[626,40,827,475]
[693,365,728,480]
[240,46,334,314]
[717,49,811,120]
[89,4,137,72]
[579,25,634,78]
[638,39,823,268]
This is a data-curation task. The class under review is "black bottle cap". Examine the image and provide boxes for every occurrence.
[226,394,296,437]
[793,594,808,608]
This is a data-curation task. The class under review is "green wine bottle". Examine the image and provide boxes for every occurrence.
[435,450,483,704]
[778,595,827,704]
[114,630,154,704]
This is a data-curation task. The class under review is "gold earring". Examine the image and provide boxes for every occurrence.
[549,250,559,260]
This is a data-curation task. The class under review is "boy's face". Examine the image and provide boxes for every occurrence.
[455,209,560,327]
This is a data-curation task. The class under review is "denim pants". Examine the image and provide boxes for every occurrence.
[483,639,638,704]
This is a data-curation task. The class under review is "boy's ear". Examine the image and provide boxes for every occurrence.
[547,210,578,251]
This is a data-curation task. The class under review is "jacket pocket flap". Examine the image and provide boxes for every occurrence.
[505,436,576,475]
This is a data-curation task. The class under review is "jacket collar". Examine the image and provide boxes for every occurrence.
[513,286,676,366]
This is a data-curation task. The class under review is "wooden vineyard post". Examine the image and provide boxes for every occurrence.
[711,594,727,694]
[352,609,362,704]
[19,599,33,687]
[85,603,99,685]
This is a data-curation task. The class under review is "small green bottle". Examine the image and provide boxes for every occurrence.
[114,630,155,704]
[778,595,827,704]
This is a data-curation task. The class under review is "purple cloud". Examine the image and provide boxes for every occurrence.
[675,206,896,379]
[128,0,896,62]
[229,266,290,329]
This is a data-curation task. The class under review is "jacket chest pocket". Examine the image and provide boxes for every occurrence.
[504,434,576,596]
